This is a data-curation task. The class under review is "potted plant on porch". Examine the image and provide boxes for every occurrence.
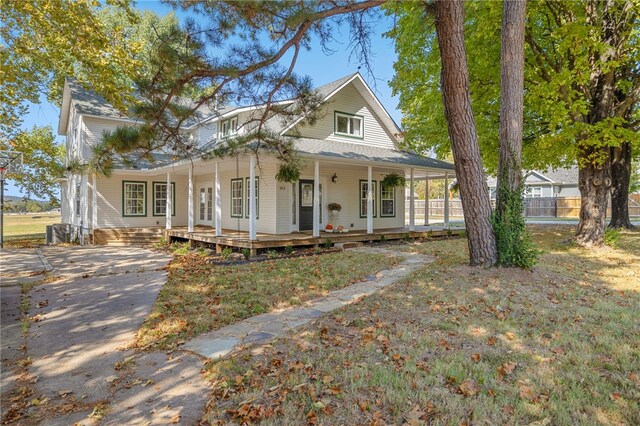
[328,202,341,227]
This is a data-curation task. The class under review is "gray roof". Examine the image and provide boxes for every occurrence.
[486,166,579,186]
[294,138,454,170]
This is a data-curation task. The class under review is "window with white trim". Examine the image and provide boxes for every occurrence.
[220,116,238,138]
[153,182,174,216]
[335,112,363,138]
[245,177,259,219]
[359,180,377,218]
[526,186,542,198]
[231,178,243,218]
[380,185,395,217]
[123,181,146,216]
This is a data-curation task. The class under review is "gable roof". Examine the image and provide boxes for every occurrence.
[486,166,579,187]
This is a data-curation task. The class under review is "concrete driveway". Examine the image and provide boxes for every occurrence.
[1,246,210,425]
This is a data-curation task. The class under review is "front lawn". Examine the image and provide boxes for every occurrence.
[203,226,640,425]
[136,250,402,350]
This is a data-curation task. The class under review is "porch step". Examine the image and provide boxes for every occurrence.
[94,228,165,246]
[335,241,364,250]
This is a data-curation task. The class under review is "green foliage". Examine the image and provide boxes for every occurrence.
[603,228,620,248]
[220,247,233,261]
[379,234,387,242]
[2,126,64,203]
[323,238,333,249]
[381,173,406,189]
[171,241,190,255]
[403,233,411,242]
[275,161,302,183]
[490,182,539,269]
[241,248,251,260]
[284,245,294,255]
[266,250,280,260]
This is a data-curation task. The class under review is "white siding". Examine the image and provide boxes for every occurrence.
[94,174,189,228]
[198,122,217,146]
[293,83,396,149]
[80,116,124,161]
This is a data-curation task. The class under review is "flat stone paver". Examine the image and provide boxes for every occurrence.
[183,247,433,360]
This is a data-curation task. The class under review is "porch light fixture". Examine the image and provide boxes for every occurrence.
[332,173,338,183]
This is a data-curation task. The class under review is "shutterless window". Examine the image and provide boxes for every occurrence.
[360,180,377,218]
[220,116,239,138]
[199,188,206,220]
[231,179,243,218]
[245,177,259,219]
[380,185,395,217]
[335,112,363,138]
[153,182,174,216]
[207,188,213,221]
[123,181,146,216]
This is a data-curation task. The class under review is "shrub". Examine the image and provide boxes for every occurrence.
[220,247,233,261]
[284,245,294,255]
[379,234,387,242]
[241,248,251,260]
[491,179,539,269]
[402,233,411,242]
[171,241,190,255]
[266,249,280,259]
[323,238,333,249]
[604,228,620,248]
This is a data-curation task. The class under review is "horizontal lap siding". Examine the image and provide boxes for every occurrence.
[294,83,396,150]
[81,116,125,161]
[94,174,188,228]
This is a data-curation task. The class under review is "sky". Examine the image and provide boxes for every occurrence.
[7,1,400,198]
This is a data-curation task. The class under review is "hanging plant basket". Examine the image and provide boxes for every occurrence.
[328,202,342,212]
[381,173,406,188]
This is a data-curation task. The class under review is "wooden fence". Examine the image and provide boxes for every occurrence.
[406,196,640,219]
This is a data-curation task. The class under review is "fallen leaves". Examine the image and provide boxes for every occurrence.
[459,378,480,397]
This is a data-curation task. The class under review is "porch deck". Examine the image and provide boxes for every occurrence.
[166,224,466,252]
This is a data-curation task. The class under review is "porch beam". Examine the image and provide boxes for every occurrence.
[249,155,257,241]
[367,165,373,234]
[444,173,450,227]
[166,172,172,230]
[215,162,221,236]
[313,160,320,237]
[409,168,415,231]
[188,163,194,233]
[424,178,429,226]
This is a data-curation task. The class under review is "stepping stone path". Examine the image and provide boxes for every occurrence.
[182,247,433,359]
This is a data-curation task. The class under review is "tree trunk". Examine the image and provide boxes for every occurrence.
[433,0,497,266]
[609,142,633,229]
[576,147,612,247]
[496,0,526,210]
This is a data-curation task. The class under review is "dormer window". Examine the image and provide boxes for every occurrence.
[220,116,238,138]
[334,111,363,138]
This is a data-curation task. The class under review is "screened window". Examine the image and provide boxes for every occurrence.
[245,177,259,219]
[359,180,377,218]
[153,182,175,216]
[380,185,395,217]
[231,179,243,217]
[335,112,363,138]
[123,181,146,216]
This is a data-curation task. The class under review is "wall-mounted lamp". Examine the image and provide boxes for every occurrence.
[331,173,338,183]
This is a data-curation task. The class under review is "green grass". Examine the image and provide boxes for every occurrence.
[135,250,402,350]
[2,213,60,247]
[203,225,640,425]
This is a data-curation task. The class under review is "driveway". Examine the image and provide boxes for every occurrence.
[1,246,210,425]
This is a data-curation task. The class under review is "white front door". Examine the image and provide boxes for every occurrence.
[197,185,213,226]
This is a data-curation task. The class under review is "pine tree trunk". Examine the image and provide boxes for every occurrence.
[496,0,526,210]
[609,142,633,229]
[433,0,497,266]
[576,147,612,247]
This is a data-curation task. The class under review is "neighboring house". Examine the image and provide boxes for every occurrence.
[487,167,580,199]
[58,73,455,244]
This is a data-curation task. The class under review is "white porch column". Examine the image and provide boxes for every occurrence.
[92,174,97,231]
[82,174,89,243]
[444,173,450,227]
[166,172,172,230]
[188,164,194,232]
[424,179,429,226]
[409,168,415,231]
[249,155,257,241]
[215,162,222,236]
[367,166,373,234]
[313,160,320,237]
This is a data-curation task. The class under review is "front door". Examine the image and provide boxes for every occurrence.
[299,180,314,231]
[197,185,213,225]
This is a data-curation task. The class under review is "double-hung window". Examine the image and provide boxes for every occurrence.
[123,181,146,216]
[245,177,259,219]
[153,182,175,216]
[231,178,243,218]
[335,112,363,138]
[359,180,377,218]
[220,116,238,138]
[380,185,395,217]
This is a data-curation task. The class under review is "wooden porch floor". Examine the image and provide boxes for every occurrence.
[166,224,465,251]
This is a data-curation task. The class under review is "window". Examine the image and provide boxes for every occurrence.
[123,181,146,216]
[220,116,238,138]
[245,177,259,219]
[359,180,377,218]
[380,185,395,217]
[526,186,542,198]
[75,183,81,213]
[231,178,243,217]
[207,188,213,221]
[153,182,175,216]
[334,111,363,138]
[199,188,206,220]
